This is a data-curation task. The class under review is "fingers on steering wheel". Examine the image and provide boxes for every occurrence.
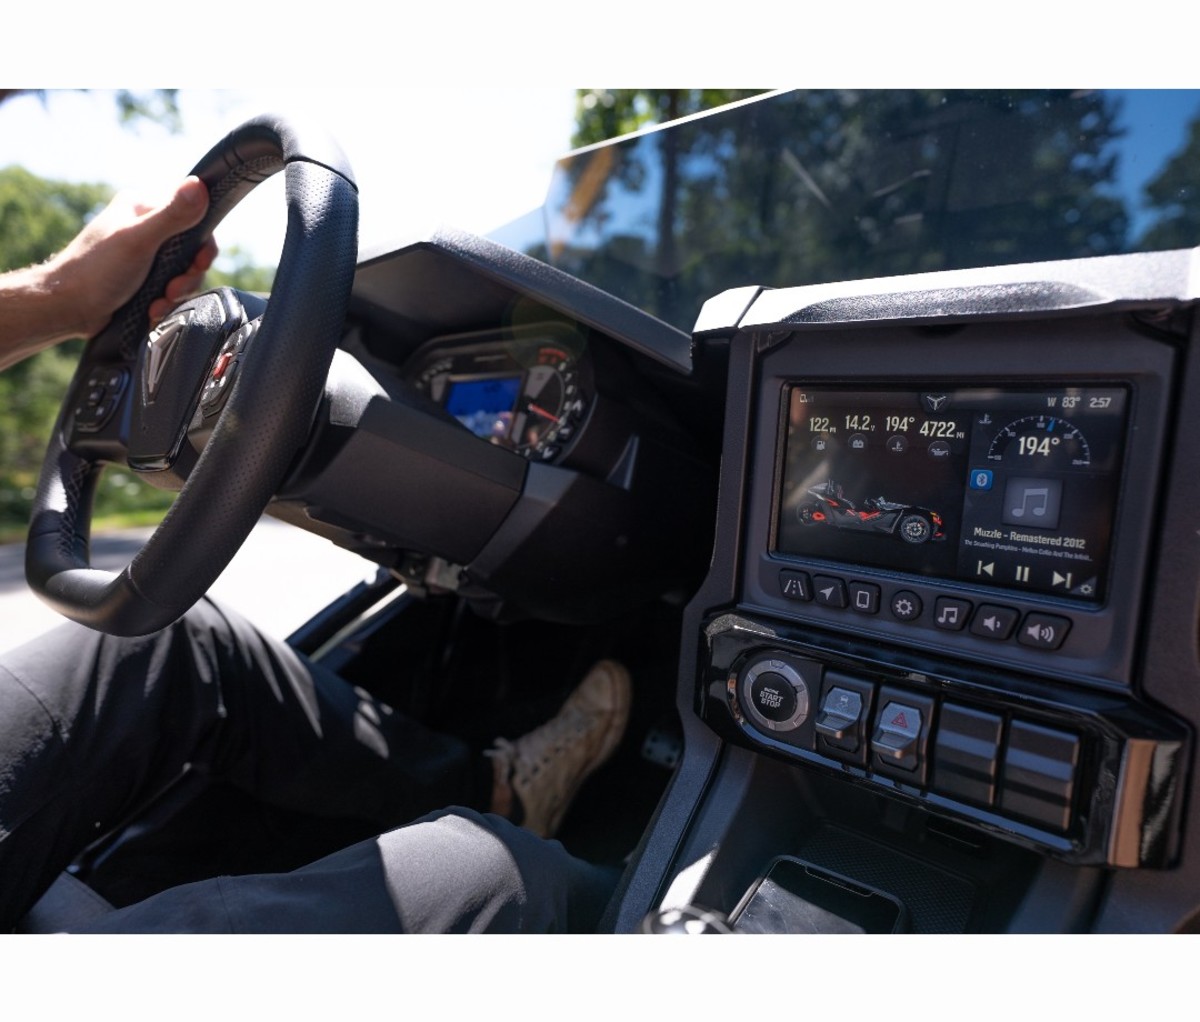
[149,237,219,325]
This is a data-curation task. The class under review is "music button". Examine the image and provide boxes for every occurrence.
[933,597,972,631]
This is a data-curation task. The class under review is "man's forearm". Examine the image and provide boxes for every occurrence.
[0,178,215,375]
[0,261,86,371]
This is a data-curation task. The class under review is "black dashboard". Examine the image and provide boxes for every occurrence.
[272,228,1200,931]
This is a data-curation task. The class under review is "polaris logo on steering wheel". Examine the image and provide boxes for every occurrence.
[144,311,190,399]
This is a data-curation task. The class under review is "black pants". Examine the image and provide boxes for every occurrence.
[0,599,614,932]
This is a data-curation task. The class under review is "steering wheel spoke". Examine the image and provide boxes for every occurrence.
[64,359,134,457]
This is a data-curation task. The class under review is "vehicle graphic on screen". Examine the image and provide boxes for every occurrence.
[796,481,946,544]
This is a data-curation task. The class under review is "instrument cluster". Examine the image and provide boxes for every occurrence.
[404,325,590,463]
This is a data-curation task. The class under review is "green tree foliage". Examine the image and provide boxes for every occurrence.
[0,165,112,272]
[0,167,111,532]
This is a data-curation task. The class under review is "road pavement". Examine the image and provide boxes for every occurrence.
[0,518,377,653]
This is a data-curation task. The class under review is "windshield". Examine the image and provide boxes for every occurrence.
[490,90,1200,332]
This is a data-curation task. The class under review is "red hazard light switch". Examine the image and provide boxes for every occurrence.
[870,688,937,785]
[873,702,922,761]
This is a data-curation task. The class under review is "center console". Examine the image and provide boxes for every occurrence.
[614,251,1200,933]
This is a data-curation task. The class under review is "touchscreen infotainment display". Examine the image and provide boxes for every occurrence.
[776,386,1129,603]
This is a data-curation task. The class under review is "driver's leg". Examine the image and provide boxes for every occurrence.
[77,809,619,933]
[0,597,481,929]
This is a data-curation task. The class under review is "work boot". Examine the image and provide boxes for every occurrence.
[486,660,631,838]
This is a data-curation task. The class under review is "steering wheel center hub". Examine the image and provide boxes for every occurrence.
[127,290,248,474]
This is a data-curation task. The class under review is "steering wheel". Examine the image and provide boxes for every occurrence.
[25,116,359,636]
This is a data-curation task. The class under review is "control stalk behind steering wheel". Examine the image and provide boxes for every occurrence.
[25,116,359,636]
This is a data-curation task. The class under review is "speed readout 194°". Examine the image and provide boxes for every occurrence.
[987,415,1090,469]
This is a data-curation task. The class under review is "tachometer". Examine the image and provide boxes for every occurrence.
[511,345,584,457]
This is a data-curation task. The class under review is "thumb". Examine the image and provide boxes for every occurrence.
[135,176,209,242]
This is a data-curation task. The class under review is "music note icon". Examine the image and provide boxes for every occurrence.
[934,599,968,630]
[1010,486,1049,518]
[1002,479,1063,530]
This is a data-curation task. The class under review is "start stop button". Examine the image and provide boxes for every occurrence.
[749,672,798,722]
[740,657,813,733]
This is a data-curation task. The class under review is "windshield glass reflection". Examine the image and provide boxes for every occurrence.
[496,90,1200,332]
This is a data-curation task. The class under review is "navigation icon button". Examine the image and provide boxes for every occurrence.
[812,575,848,609]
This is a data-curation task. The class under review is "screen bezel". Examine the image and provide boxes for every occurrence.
[737,317,1173,688]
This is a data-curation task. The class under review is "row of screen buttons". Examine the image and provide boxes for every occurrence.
[778,569,1071,651]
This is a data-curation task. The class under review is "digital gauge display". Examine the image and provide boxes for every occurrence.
[408,329,588,460]
[776,386,1130,602]
[444,376,522,441]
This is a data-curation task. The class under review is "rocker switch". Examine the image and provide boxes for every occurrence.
[872,701,923,770]
[815,672,875,767]
[816,687,863,742]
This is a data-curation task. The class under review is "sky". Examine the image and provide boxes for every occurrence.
[0,88,580,268]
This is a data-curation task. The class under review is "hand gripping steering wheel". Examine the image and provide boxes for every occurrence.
[25,116,359,636]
